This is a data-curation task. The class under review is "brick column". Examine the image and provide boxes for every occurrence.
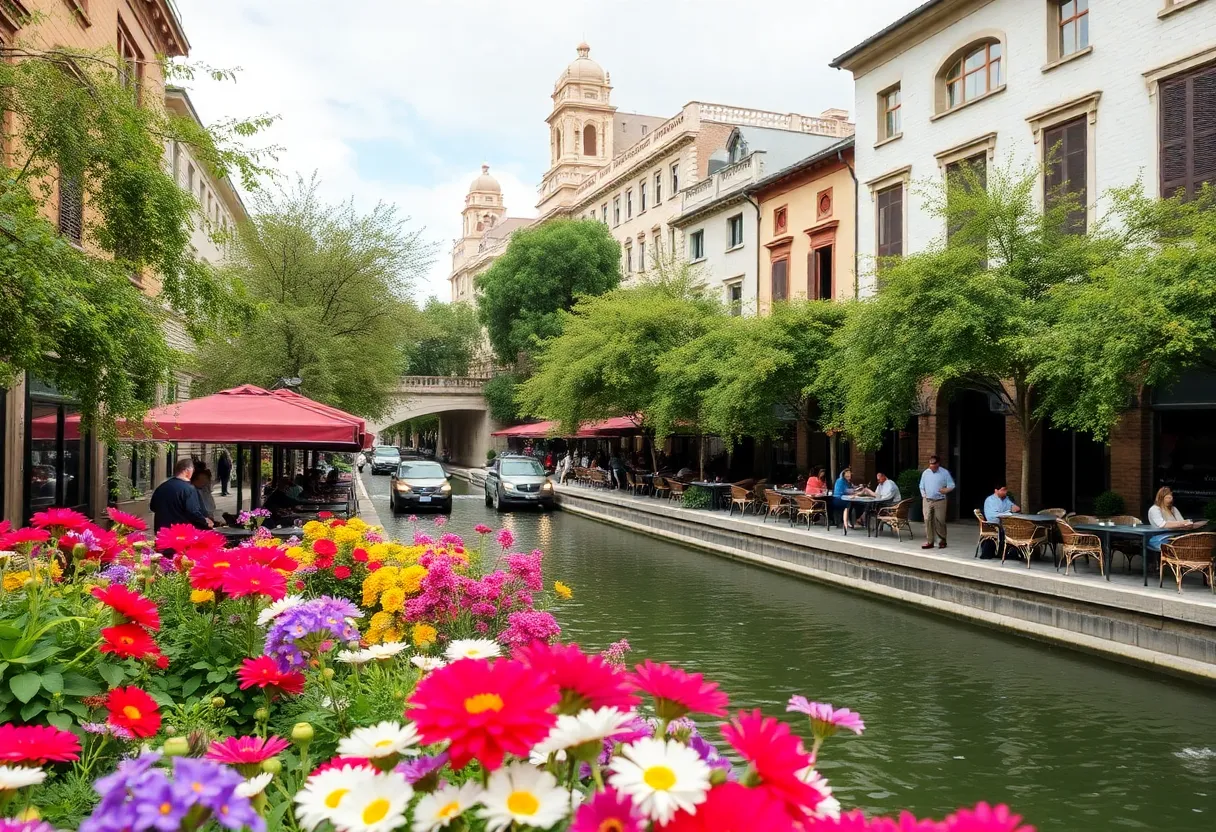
[1110,398,1151,516]
[917,384,948,467]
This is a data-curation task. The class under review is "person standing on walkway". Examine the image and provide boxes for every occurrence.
[150,458,213,532]
[919,455,955,549]
[216,450,232,497]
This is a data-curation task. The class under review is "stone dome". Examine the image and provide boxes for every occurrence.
[468,164,501,194]
[559,42,606,86]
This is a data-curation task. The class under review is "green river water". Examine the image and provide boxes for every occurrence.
[361,471,1216,830]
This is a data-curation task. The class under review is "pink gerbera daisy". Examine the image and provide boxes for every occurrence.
[629,659,729,720]
[105,507,147,532]
[514,641,639,713]
[156,524,225,553]
[221,563,287,601]
[787,697,865,740]
[0,527,50,552]
[30,507,91,534]
[237,656,306,698]
[666,782,797,832]
[92,585,160,631]
[206,735,290,766]
[570,788,644,832]
[721,710,823,822]
[408,657,558,771]
[943,803,1034,832]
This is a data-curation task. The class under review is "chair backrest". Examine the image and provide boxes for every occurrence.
[1039,508,1067,519]
[973,509,997,531]
[753,483,768,501]
[625,471,637,487]
[653,476,668,490]
[1069,514,1097,525]
[1161,532,1216,561]
[764,491,785,509]
[791,494,815,511]
[730,485,750,500]
[1001,517,1038,540]
[1057,519,1080,544]
[1108,514,1142,526]
[891,498,913,519]
[669,480,686,496]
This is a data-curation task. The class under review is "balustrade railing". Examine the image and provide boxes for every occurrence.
[399,376,488,391]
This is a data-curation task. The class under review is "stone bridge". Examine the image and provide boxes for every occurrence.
[367,376,494,467]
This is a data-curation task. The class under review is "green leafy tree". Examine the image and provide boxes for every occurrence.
[0,43,271,435]
[483,373,521,424]
[194,177,434,419]
[402,298,481,377]
[476,218,620,366]
[830,161,1106,504]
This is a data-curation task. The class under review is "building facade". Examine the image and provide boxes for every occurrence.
[833,0,1216,514]
[449,166,531,306]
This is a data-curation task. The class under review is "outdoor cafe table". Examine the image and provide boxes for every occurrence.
[999,513,1061,566]
[839,495,888,536]
[689,481,732,511]
[1073,522,1163,585]
[773,488,836,531]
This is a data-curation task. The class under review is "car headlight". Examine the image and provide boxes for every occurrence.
[542,480,553,491]
[503,482,517,491]
[395,482,411,493]
[441,483,452,493]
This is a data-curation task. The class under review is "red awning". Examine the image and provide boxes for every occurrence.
[491,421,558,438]
[579,416,640,436]
[114,385,364,448]
[271,389,370,448]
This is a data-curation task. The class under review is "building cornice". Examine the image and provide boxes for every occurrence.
[130,0,190,58]
[670,190,749,228]
[0,0,30,37]
[570,133,696,211]
[830,0,995,78]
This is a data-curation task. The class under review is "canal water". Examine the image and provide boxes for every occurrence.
[361,471,1216,830]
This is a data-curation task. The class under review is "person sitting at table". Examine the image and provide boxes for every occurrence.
[264,478,304,520]
[1146,486,1205,554]
[287,475,305,500]
[805,468,828,496]
[834,467,862,528]
[191,468,220,526]
[873,471,901,504]
[983,484,1020,522]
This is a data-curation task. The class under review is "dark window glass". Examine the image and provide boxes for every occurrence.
[1044,116,1088,233]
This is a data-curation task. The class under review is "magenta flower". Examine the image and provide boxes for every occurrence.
[788,696,865,739]
[433,515,448,528]
[205,735,290,766]
[407,514,419,523]
[571,788,644,832]
[474,524,493,535]
[496,528,515,550]
[943,802,1035,832]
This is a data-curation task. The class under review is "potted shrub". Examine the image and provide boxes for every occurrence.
[897,468,923,520]
[1093,490,1126,518]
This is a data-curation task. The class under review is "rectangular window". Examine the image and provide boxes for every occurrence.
[727,282,743,316]
[1044,116,1088,233]
[187,163,195,194]
[640,182,647,212]
[876,183,904,261]
[771,258,789,302]
[945,154,986,242]
[1058,0,1089,58]
[669,226,677,254]
[117,20,143,102]
[626,189,633,218]
[58,172,83,245]
[613,196,621,226]
[671,162,680,195]
[813,245,834,300]
[654,171,662,203]
[624,244,633,273]
[171,142,180,181]
[602,202,608,223]
[727,213,744,248]
[1159,63,1216,201]
[638,240,646,271]
[689,229,705,261]
[882,85,902,139]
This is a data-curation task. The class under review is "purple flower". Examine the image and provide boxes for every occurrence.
[171,758,263,831]
[133,770,187,832]
[264,596,363,671]
[787,696,865,737]
[499,609,561,646]
[396,751,449,784]
[0,821,56,832]
[414,533,434,546]
[99,564,135,584]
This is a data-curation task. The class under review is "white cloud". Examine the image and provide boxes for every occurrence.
[172,0,919,301]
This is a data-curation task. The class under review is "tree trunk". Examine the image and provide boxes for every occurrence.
[698,434,705,481]
[829,434,839,483]
[647,432,659,473]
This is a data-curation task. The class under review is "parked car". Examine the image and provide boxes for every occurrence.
[484,455,555,512]
[370,446,401,474]
[390,460,452,514]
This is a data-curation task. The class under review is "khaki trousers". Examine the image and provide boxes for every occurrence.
[923,498,948,542]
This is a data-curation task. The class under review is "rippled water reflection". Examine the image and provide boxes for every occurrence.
[363,473,1216,829]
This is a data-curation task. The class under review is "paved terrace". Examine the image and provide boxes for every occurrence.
[535,478,1216,683]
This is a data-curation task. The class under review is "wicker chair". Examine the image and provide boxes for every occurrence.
[1108,515,1145,572]
[1058,520,1106,577]
[1038,508,1068,519]
[762,491,791,523]
[875,498,914,541]
[752,482,769,507]
[651,476,671,500]
[973,509,1000,558]
[1159,532,1216,593]
[1001,517,1050,568]
[1069,514,1098,525]
[625,471,648,496]
[667,479,687,501]
[728,485,756,517]
[791,494,827,530]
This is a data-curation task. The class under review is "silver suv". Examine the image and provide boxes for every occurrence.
[484,455,555,512]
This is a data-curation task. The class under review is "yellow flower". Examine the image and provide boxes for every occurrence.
[554,580,573,600]
[346,517,369,533]
[3,571,31,591]
[381,587,406,613]
[333,526,361,545]
[397,565,428,595]
[302,520,328,540]
[383,626,401,643]
[411,623,437,649]
[190,589,215,604]
[368,543,391,563]
[288,545,313,567]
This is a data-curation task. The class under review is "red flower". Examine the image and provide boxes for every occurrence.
[294,580,306,591]
[100,623,161,659]
[92,585,160,631]
[629,659,729,720]
[0,520,9,536]
[206,735,290,765]
[154,655,170,670]
[237,656,306,697]
[190,549,248,591]
[0,528,51,551]
[0,724,81,763]
[514,642,639,713]
[409,657,559,771]
[155,524,225,553]
[943,803,1035,832]
[105,507,147,532]
[312,539,337,557]
[352,548,369,563]
[248,548,298,571]
[332,519,347,527]
[333,565,351,580]
[106,687,161,738]
[666,783,797,832]
[314,553,334,570]
[317,511,334,520]
[222,564,287,601]
[311,756,374,776]
[367,562,382,572]
[30,507,91,533]
[721,710,822,821]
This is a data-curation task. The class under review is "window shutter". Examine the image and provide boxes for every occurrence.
[1160,75,1189,198]
[876,183,903,261]
[771,259,788,302]
[58,174,83,245]
[1193,67,1216,195]
[808,252,817,299]
[1044,117,1087,233]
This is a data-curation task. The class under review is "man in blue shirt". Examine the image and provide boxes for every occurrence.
[149,458,213,532]
[983,485,1020,522]
[918,455,955,549]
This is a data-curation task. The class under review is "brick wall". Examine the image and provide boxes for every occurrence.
[1004,417,1042,510]
[1110,399,1151,515]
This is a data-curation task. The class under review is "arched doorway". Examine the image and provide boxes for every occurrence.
[583,124,597,157]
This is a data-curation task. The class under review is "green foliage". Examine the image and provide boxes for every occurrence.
[483,373,521,424]
[486,449,497,462]
[476,219,620,366]
[1093,490,1127,518]
[194,177,434,419]
[681,485,713,510]
[402,298,482,377]
[896,468,922,499]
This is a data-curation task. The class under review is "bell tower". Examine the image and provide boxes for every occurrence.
[462,165,506,239]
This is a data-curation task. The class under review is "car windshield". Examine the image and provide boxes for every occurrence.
[399,462,445,479]
[501,459,545,476]
[374,448,399,458]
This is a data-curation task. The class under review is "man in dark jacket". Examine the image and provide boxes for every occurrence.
[216,450,232,496]
[150,458,213,532]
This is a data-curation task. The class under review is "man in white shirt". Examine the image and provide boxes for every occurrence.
[873,471,900,504]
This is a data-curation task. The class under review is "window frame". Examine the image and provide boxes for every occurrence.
[1057,0,1089,59]
[879,84,902,142]
[933,33,1007,116]
[945,42,1002,110]
[689,229,705,262]
[1042,114,1088,234]
[624,243,633,274]
[638,238,646,271]
[774,205,788,235]
[639,180,647,213]
[613,196,621,227]
[654,171,662,203]
[726,213,745,249]
[626,188,633,219]
[875,181,905,264]
[671,162,680,196]
[726,280,744,316]
[770,257,789,303]
[116,17,143,103]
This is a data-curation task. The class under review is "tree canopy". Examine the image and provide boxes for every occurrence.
[476,218,620,367]
[194,178,433,419]
[402,298,481,377]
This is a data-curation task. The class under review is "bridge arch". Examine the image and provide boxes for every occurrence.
[366,377,493,467]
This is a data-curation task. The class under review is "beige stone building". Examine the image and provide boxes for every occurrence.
[449,166,531,306]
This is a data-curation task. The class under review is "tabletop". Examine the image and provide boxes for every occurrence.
[1003,513,1060,523]
[1073,522,1160,534]
[840,495,885,503]
[690,481,732,488]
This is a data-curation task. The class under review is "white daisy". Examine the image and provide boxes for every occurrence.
[443,638,501,662]
[0,766,45,790]
[294,765,375,831]
[235,772,273,799]
[528,746,568,767]
[411,781,483,832]
[608,737,712,825]
[256,594,304,626]
[798,766,841,819]
[365,641,408,660]
[337,648,374,665]
[532,707,637,756]
[331,771,414,832]
[478,762,571,832]
[410,655,446,672]
[337,720,421,759]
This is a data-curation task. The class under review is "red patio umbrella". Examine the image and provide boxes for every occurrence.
[270,388,370,448]
[491,421,559,438]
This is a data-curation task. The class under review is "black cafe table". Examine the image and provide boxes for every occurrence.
[839,495,887,536]
[689,481,732,511]
[774,488,835,531]
[1073,522,1164,585]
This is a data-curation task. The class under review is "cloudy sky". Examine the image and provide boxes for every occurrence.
[173,0,920,301]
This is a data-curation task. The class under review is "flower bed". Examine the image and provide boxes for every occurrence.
[0,509,1033,831]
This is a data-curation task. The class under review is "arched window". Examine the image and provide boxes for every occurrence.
[940,39,1004,111]
[583,124,597,157]
[556,129,563,159]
